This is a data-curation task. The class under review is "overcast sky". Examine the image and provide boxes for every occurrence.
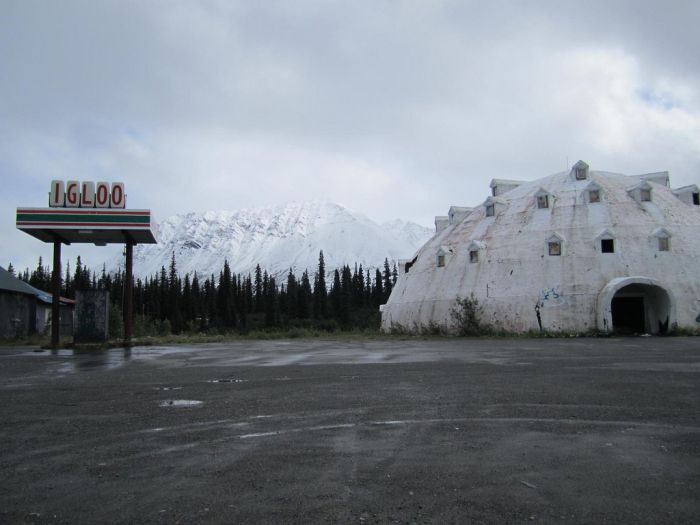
[2,0,699,273]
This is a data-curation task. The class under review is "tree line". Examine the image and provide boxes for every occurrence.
[12,251,398,334]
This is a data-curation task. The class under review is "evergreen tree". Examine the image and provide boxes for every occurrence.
[64,261,72,297]
[254,264,263,313]
[330,269,342,318]
[365,269,372,305]
[29,256,51,291]
[7,262,15,276]
[191,272,201,322]
[240,274,252,329]
[73,256,92,292]
[298,270,312,319]
[286,269,298,320]
[382,258,393,302]
[159,266,169,321]
[98,264,111,291]
[372,268,383,307]
[313,251,327,319]
[264,275,278,327]
[217,260,236,329]
[339,265,352,326]
[167,253,183,333]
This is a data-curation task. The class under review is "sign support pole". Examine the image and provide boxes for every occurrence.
[51,239,61,350]
[123,240,134,346]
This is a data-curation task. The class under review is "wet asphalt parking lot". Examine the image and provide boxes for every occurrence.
[1,337,699,524]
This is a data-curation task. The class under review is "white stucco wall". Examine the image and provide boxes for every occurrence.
[381,165,700,333]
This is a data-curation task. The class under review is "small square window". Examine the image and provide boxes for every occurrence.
[601,239,615,253]
[469,250,479,263]
[485,204,495,217]
[589,190,600,203]
[575,168,587,180]
[658,237,669,252]
[537,195,549,209]
[437,255,445,267]
[640,188,652,202]
[693,193,699,205]
[548,242,561,256]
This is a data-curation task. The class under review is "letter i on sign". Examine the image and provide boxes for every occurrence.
[49,180,65,207]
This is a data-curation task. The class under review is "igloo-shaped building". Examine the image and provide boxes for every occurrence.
[381,161,700,334]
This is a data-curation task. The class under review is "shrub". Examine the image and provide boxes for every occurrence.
[450,294,489,336]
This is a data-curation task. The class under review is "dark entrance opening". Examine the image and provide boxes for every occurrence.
[611,296,645,334]
[609,283,671,335]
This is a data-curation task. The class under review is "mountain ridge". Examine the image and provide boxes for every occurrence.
[110,200,432,280]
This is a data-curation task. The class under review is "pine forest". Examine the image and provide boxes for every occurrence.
[13,251,399,337]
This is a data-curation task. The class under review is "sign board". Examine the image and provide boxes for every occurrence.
[17,181,156,245]
[49,180,125,208]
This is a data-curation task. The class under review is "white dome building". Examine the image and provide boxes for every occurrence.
[381,161,700,334]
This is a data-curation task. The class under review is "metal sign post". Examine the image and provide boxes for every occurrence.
[124,240,134,343]
[51,239,61,348]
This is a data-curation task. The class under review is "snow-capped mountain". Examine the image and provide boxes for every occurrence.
[111,201,432,280]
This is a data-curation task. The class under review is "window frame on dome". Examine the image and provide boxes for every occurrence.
[436,245,452,268]
[596,229,616,254]
[534,188,552,210]
[545,233,565,257]
[651,228,671,253]
[466,240,485,264]
[571,160,589,181]
[584,181,603,204]
[628,181,654,204]
[483,196,506,218]
[548,241,562,256]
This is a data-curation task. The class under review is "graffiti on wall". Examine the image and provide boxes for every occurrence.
[539,286,565,307]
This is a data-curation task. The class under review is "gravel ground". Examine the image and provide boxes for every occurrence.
[1,337,699,524]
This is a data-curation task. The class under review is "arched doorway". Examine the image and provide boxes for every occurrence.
[597,277,675,334]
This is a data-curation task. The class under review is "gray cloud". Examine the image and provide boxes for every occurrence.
[2,0,699,272]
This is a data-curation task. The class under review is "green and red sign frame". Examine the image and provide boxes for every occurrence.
[16,181,156,245]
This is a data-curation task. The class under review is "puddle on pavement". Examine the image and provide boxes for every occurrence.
[159,400,203,407]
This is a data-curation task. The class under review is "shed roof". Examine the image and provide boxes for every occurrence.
[0,266,74,305]
[0,266,39,296]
